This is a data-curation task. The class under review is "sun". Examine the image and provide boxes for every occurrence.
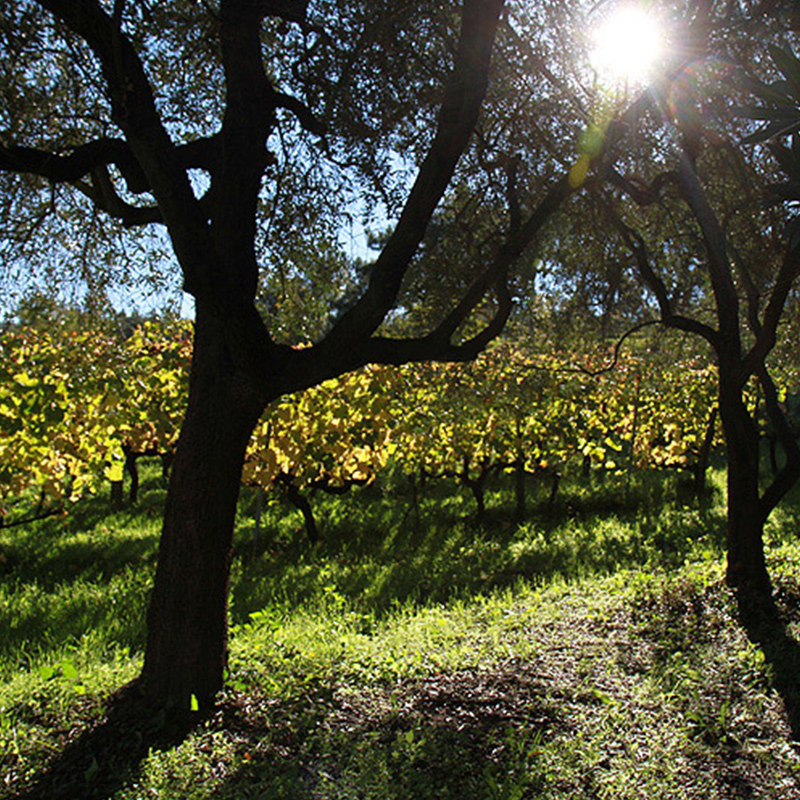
[590,4,666,87]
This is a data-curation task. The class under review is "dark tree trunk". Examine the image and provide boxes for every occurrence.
[719,385,771,598]
[514,456,526,523]
[692,406,717,496]
[0,0,513,721]
[110,480,124,509]
[139,310,265,710]
[283,480,320,544]
[125,448,140,505]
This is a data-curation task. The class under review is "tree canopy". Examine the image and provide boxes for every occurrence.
[3,0,800,708]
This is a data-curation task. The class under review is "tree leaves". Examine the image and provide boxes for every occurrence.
[741,45,800,144]
[741,45,800,248]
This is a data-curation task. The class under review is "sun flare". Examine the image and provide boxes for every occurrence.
[590,5,665,87]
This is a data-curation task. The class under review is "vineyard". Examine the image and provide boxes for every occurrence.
[3,336,800,798]
[0,318,731,536]
[5,0,800,796]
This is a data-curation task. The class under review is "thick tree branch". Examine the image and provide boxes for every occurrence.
[211,0,284,305]
[294,0,704,387]
[676,147,741,358]
[293,170,572,382]
[274,91,326,136]
[358,274,513,367]
[0,135,222,194]
[180,135,224,173]
[605,168,678,207]
[36,0,283,383]
[0,138,148,193]
[74,166,163,226]
[1,134,221,230]
[360,326,495,368]
[317,0,506,358]
[37,0,220,304]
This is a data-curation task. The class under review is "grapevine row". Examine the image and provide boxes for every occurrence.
[0,320,730,531]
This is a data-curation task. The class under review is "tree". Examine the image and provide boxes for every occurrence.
[4,0,761,707]
[1,0,602,709]
[601,38,800,602]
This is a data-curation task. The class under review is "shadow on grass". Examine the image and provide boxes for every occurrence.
[7,682,199,800]
[0,482,164,591]
[229,473,727,626]
[11,671,556,800]
[207,669,555,800]
[737,585,800,741]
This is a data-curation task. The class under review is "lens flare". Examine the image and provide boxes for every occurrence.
[590,5,665,87]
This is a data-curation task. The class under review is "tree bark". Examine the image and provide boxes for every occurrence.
[514,457,526,523]
[719,383,771,598]
[283,480,320,544]
[2,0,531,717]
[124,448,140,505]
[139,307,266,709]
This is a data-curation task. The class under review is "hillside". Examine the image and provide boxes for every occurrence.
[2,467,800,799]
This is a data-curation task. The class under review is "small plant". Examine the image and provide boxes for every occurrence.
[37,659,86,695]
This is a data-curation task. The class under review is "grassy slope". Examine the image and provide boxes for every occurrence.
[1,465,800,799]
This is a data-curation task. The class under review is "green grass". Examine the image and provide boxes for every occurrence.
[2,461,800,798]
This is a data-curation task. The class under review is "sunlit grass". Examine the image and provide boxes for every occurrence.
[2,460,800,798]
